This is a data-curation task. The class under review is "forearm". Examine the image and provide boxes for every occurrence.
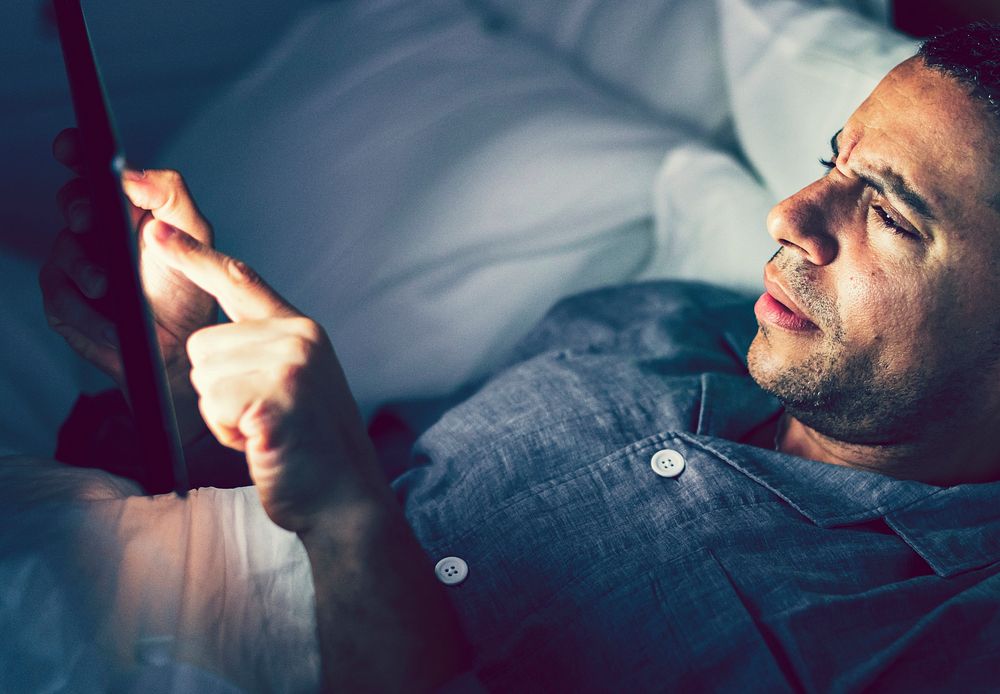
[300,499,470,692]
[133,218,469,685]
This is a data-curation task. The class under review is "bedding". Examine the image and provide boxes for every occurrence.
[159,0,693,418]
[720,0,918,199]
[469,0,890,142]
[0,458,315,693]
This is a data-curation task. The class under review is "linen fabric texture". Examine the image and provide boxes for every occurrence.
[396,281,1000,691]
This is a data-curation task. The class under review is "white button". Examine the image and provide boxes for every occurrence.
[435,556,469,586]
[650,448,685,478]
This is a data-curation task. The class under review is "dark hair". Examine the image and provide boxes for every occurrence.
[919,22,1000,123]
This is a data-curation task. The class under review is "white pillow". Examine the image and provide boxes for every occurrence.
[468,0,891,147]
[718,0,918,200]
[643,143,778,293]
[470,0,733,141]
[160,0,689,415]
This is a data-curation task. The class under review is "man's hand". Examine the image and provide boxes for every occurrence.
[147,216,470,691]
[40,128,216,443]
[146,220,385,532]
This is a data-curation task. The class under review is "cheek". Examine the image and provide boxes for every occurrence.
[835,263,931,359]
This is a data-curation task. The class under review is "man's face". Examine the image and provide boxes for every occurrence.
[747,57,1000,445]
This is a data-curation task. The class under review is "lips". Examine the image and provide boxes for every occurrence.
[755,274,818,332]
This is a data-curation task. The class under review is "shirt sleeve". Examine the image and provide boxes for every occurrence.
[55,389,252,491]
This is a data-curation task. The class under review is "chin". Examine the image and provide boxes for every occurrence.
[746,330,780,389]
[746,330,937,444]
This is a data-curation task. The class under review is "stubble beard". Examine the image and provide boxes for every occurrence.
[749,328,900,441]
[747,250,928,444]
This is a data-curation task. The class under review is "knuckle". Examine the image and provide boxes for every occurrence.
[186,333,204,362]
[280,335,312,366]
[188,366,207,395]
[163,169,183,185]
[198,395,226,430]
[153,168,184,189]
[162,188,180,216]
[275,362,304,389]
[225,257,261,286]
[290,317,324,343]
[174,225,199,251]
[147,169,190,212]
[186,327,214,364]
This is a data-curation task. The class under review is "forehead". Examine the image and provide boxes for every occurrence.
[843,57,1000,224]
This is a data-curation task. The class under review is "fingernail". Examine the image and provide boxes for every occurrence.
[68,201,91,232]
[102,325,119,348]
[154,224,177,243]
[122,168,147,181]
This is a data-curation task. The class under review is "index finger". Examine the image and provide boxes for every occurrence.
[147,223,298,323]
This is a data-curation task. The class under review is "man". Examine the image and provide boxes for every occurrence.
[41,23,1000,691]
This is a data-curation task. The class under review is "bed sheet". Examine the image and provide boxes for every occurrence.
[0,458,316,693]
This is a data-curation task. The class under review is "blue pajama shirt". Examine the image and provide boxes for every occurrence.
[394,281,1000,692]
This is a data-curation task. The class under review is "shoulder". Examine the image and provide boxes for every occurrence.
[407,281,767,480]
[396,280,778,540]
[506,279,760,369]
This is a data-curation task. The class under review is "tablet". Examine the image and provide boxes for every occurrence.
[52,0,189,496]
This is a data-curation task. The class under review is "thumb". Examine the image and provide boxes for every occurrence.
[146,223,298,322]
[122,169,213,245]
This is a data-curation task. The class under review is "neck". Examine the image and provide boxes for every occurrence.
[776,414,1000,486]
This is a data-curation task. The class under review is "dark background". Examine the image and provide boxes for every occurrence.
[0,0,317,261]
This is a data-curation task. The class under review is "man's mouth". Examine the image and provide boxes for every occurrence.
[754,275,819,332]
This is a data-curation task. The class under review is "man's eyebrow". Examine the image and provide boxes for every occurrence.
[857,167,938,223]
[830,129,939,224]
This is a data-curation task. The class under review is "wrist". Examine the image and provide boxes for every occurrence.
[297,490,399,554]
[300,491,471,692]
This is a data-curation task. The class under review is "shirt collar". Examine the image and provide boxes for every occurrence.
[680,433,1000,577]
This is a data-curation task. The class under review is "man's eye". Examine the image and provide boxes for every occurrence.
[871,204,917,240]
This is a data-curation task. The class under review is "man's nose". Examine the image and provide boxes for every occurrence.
[766,179,839,266]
